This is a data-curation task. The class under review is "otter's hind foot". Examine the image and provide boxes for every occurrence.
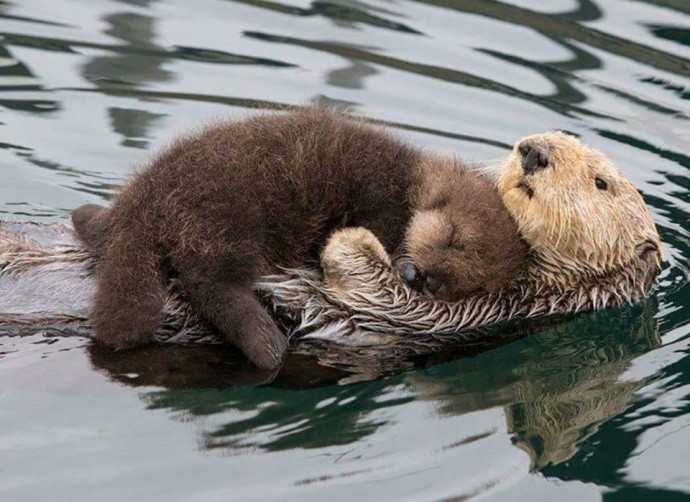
[232,302,288,371]
[182,280,288,371]
[71,204,110,253]
[90,272,164,351]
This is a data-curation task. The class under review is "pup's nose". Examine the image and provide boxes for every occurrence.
[519,141,549,175]
[397,262,425,291]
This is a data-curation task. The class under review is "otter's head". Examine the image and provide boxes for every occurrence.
[402,157,529,301]
[497,132,661,289]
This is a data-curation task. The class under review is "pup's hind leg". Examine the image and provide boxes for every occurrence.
[71,203,111,253]
[185,281,287,370]
[197,283,287,370]
[91,234,165,350]
[174,258,287,370]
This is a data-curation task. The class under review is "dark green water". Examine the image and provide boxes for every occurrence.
[0,0,689,500]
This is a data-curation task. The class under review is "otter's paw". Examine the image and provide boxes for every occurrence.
[231,311,288,371]
[71,203,110,253]
[90,277,164,351]
[322,227,391,268]
[320,227,393,291]
[71,204,104,230]
[91,324,154,352]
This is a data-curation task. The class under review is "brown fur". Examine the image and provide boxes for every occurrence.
[264,132,660,345]
[405,155,528,300]
[72,108,527,369]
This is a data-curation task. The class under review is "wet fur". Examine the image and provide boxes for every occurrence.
[497,132,661,286]
[72,108,527,369]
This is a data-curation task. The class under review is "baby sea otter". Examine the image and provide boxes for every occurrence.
[71,108,527,370]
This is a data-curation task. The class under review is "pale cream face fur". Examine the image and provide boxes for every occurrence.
[497,132,661,282]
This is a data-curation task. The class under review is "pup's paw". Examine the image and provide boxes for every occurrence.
[71,204,104,231]
[231,310,288,371]
[320,227,392,291]
[92,325,153,352]
[322,227,391,267]
[71,204,109,253]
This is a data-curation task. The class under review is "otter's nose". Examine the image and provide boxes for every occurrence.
[397,262,425,291]
[519,141,549,175]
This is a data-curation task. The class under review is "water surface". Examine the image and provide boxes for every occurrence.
[0,1,689,500]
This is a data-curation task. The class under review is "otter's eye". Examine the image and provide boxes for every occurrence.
[595,177,608,190]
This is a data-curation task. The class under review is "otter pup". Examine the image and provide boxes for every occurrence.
[71,108,527,369]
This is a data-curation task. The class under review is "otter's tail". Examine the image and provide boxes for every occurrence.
[90,226,165,350]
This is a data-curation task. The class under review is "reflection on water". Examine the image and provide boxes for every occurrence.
[84,10,170,148]
[406,302,661,471]
[87,301,661,466]
[0,0,689,500]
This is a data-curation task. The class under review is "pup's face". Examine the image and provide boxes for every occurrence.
[497,132,661,281]
[403,163,528,301]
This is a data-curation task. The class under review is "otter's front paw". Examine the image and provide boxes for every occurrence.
[320,227,393,291]
[322,227,391,268]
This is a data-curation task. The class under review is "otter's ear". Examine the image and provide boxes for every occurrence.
[636,239,661,263]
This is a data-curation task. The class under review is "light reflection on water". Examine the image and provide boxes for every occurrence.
[0,0,688,500]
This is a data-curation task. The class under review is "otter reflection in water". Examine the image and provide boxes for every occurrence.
[85,298,660,470]
[410,300,660,470]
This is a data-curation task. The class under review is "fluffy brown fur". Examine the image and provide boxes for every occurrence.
[405,155,527,300]
[72,108,527,369]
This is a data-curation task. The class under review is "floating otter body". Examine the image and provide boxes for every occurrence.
[71,108,527,369]
[0,130,661,369]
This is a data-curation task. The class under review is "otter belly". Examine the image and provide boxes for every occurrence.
[0,222,92,335]
[0,220,369,345]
